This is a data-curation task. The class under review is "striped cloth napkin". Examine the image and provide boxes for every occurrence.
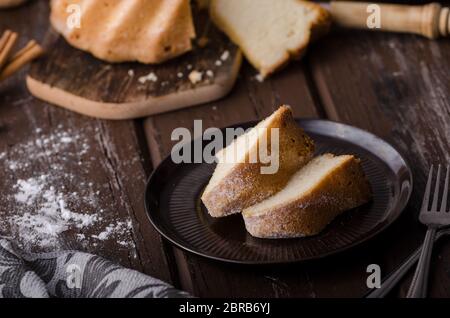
[0,237,190,298]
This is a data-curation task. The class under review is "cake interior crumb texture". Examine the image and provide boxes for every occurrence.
[246,154,362,216]
[204,111,272,195]
[211,0,329,76]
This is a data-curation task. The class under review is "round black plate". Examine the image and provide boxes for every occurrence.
[145,119,412,264]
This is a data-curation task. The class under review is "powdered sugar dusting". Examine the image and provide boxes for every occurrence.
[91,221,132,242]
[1,129,90,173]
[14,176,45,204]
[0,125,136,252]
[8,174,104,249]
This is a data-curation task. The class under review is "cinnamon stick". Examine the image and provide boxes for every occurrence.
[0,30,18,70]
[0,31,11,50]
[0,40,43,81]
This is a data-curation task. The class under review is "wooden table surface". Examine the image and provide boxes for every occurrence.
[1,1,449,298]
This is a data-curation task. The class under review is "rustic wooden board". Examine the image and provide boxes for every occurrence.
[0,0,176,284]
[27,8,242,119]
[309,29,450,298]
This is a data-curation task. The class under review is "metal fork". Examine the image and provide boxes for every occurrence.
[365,227,450,298]
[406,165,450,298]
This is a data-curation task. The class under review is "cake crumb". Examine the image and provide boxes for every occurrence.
[255,74,265,83]
[206,70,214,78]
[189,70,203,84]
[138,72,158,84]
[215,60,222,67]
[221,50,230,61]
[177,72,184,78]
[128,69,135,77]
[187,64,193,70]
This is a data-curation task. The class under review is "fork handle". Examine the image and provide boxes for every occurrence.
[406,228,437,298]
[366,245,422,298]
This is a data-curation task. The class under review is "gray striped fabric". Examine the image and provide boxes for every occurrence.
[0,238,190,298]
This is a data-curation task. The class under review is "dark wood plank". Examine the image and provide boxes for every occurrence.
[0,1,175,284]
[309,30,450,297]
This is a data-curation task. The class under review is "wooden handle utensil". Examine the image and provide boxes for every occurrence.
[329,1,450,39]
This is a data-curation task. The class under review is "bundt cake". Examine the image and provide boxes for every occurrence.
[0,0,27,8]
[201,105,315,217]
[50,0,196,64]
[242,154,372,238]
[210,0,331,77]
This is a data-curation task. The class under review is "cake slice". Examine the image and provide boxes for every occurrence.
[201,105,314,217]
[210,0,331,77]
[242,154,372,238]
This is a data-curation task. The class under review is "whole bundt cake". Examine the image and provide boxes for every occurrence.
[50,0,196,64]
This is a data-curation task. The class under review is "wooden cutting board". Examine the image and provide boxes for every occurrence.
[26,10,242,120]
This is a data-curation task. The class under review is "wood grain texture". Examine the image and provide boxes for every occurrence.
[309,29,450,297]
[27,7,241,119]
[0,0,175,284]
[2,0,449,299]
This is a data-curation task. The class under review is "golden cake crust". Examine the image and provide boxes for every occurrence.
[201,105,315,217]
[242,155,372,238]
[50,0,196,64]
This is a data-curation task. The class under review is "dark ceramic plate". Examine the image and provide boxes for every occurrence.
[145,119,412,264]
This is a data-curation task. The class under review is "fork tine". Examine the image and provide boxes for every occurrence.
[440,165,449,213]
[431,165,442,211]
[421,165,434,212]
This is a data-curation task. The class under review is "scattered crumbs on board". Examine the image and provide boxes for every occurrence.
[220,50,230,61]
[206,70,214,78]
[215,60,222,67]
[128,69,135,77]
[0,125,136,252]
[255,74,265,83]
[138,72,158,84]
